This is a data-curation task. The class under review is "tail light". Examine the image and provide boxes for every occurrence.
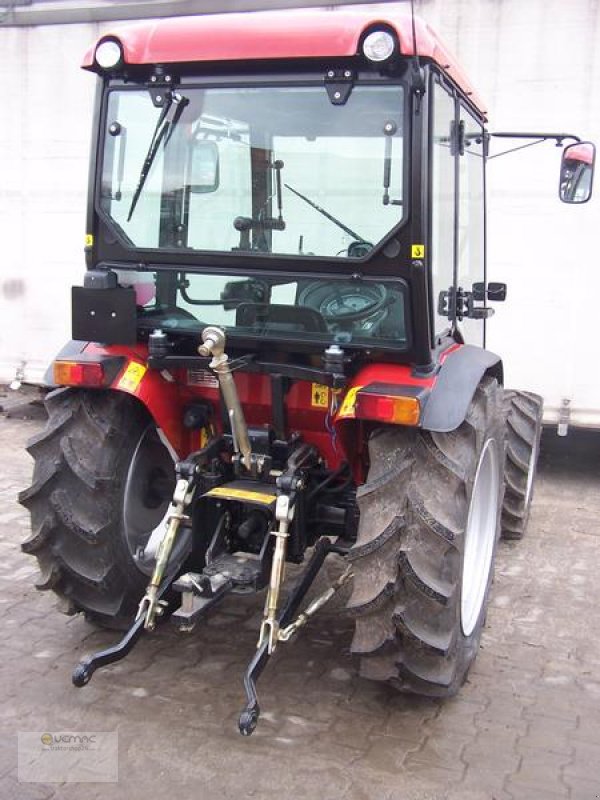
[53,361,105,387]
[355,387,426,426]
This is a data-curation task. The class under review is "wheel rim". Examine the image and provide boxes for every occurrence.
[461,438,500,637]
[122,425,188,577]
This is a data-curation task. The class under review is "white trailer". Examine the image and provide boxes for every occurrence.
[1,0,599,433]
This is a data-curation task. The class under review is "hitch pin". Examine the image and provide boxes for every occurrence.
[278,566,353,642]
[137,477,194,630]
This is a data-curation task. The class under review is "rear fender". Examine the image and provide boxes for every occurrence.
[48,340,189,456]
[421,345,503,432]
[334,344,503,437]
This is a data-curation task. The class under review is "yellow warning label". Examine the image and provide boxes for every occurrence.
[337,386,363,419]
[117,361,147,393]
[198,427,208,449]
[85,234,94,248]
[411,244,425,259]
[205,487,277,505]
[311,383,329,408]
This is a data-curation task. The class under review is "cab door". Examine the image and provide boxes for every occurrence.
[430,77,486,348]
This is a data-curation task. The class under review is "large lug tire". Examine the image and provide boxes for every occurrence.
[19,388,184,629]
[346,377,505,697]
[501,390,543,540]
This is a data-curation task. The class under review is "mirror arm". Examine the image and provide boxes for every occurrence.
[488,131,580,161]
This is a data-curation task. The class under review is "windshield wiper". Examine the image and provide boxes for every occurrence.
[126,91,189,222]
[284,183,366,242]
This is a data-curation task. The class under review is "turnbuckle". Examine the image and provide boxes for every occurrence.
[137,477,194,630]
[257,494,293,654]
[278,565,353,642]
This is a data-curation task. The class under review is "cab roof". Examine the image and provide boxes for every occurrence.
[83,3,486,117]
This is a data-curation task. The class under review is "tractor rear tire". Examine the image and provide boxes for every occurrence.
[347,377,504,697]
[19,388,178,629]
[501,391,543,540]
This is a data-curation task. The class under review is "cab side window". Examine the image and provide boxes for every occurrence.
[431,81,456,336]
[458,108,485,346]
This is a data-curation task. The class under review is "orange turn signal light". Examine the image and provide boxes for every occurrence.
[53,360,105,387]
[355,392,421,426]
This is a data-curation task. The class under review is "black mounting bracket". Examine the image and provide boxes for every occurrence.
[438,286,495,322]
[324,67,355,105]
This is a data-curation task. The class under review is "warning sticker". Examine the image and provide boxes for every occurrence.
[311,383,329,408]
[337,386,363,419]
[85,234,94,248]
[117,362,147,393]
[205,487,277,505]
[411,244,425,259]
[187,368,219,389]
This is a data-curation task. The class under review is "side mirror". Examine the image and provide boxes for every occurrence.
[188,140,220,193]
[559,141,595,204]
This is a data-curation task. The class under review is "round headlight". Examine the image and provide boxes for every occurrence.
[362,30,396,63]
[95,40,123,70]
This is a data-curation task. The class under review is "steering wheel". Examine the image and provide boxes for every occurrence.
[298,281,389,323]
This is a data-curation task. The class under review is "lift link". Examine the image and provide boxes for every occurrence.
[238,537,350,736]
[258,494,294,654]
[137,477,195,630]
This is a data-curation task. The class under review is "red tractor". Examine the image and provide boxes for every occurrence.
[19,4,595,735]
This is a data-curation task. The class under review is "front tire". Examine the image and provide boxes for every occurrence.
[347,377,505,696]
[19,388,181,628]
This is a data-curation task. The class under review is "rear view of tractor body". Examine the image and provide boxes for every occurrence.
[19,4,594,733]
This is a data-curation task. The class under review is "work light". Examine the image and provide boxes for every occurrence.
[362,30,396,62]
[95,39,123,70]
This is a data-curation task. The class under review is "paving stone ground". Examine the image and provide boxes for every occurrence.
[1,389,600,799]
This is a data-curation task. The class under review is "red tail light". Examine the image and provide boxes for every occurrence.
[355,391,422,426]
[53,360,105,387]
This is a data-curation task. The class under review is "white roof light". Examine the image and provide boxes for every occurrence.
[95,40,123,70]
[362,30,396,63]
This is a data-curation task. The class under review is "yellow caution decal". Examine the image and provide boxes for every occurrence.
[205,486,277,505]
[337,386,363,419]
[411,244,425,259]
[85,234,94,248]
[117,361,147,393]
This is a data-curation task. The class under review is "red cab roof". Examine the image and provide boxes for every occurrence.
[83,3,486,117]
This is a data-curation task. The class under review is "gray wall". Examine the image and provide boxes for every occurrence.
[0,2,598,421]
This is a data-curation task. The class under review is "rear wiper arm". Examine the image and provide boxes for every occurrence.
[127,91,189,222]
[284,183,365,242]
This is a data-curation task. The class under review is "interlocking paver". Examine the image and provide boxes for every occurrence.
[1,400,600,799]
